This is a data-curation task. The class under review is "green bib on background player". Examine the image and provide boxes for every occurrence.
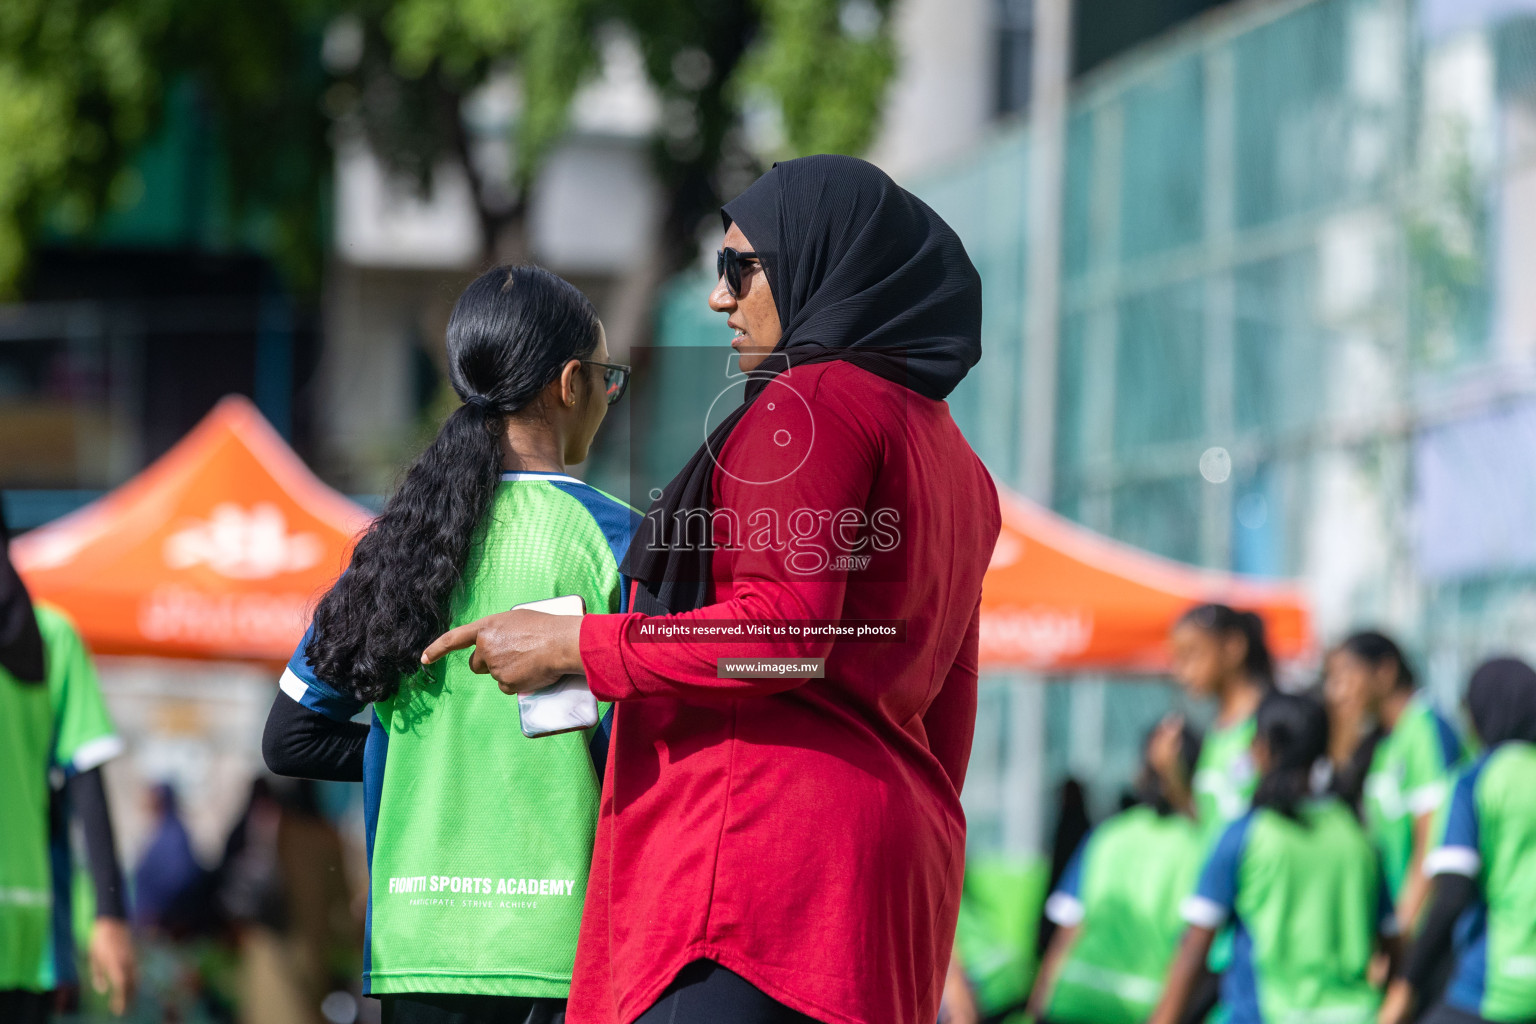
[1183,798,1394,1024]
[282,473,638,999]
[1192,714,1258,976]
[0,604,122,991]
[1428,742,1536,1022]
[1043,806,1204,1024]
[1363,694,1463,898]
[1194,716,1258,847]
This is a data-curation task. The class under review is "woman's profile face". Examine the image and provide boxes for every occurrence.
[1324,648,1372,720]
[709,222,782,371]
[562,322,612,466]
[1169,622,1226,699]
[1249,734,1273,776]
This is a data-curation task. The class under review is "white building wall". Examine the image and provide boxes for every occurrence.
[529,139,662,276]
[867,0,998,179]
[1494,99,1536,362]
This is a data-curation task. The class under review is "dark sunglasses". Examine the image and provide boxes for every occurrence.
[581,360,631,405]
[716,247,761,298]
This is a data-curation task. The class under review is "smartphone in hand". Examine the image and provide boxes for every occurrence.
[513,595,599,738]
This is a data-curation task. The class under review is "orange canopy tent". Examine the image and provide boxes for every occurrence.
[979,487,1312,673]
[13,396,370,662]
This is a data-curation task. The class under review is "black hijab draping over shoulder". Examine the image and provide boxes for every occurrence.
[1467,657,1536,747]
[1,503,44,683]
[620,155,982,614]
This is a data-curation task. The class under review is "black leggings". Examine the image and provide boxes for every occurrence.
[0,989,52,1024]
[636,960,821,1024]
[380,993,566,1024]
[1418,1004,1534,1024]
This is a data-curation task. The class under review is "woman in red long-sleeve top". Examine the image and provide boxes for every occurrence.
[426,155,1001,1024]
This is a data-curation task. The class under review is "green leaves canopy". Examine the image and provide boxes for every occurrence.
[0,0,898,294]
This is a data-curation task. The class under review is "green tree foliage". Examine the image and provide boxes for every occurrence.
[0,0,169,292]
[608,0,895,266]
[0,0,899,295]
[0,0,332,294]
[744,0,896,158]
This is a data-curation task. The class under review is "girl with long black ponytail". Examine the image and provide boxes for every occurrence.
[1324,630,1463,931]
[306,265,609,700]
[1028,721,1207,1024]
[1151,604,1275,843]
[263,265,639,1024]
[1383,659,1536,1024]
[1150,691,1400,1024]
[1250,691,1330,820]
[1325,633,1407,813]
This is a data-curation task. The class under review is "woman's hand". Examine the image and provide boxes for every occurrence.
[1378,979,1414,1024]
[1147,713,1185,776]
[1148,925,1215,1024]
[1147,713,1195,816]
[421,610,584,693]
[938,954,979,1024]
[88,916,137,1016]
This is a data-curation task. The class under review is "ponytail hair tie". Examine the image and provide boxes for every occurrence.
[465,394,499,416]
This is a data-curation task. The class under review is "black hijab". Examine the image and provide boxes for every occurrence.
[1467,657,1536,747]
[620,155,982,614]
[1,502,44,683]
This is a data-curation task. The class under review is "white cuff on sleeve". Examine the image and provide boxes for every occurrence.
[1406,782,1448,816]
[71,735,125,773]
[1423,845,1481,878]
[278,666,310,703]
[1181,895,1229,929]
[1045,893,1086,927]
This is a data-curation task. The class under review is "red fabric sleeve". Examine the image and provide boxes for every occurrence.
[922,597,981,794]
[579,373,878,702]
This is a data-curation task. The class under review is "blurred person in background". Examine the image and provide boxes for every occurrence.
[218,777,358,1024]
[1151,601,1274,1024]
[1150,693,1400,1024]
[938,954,978,1024]
[1035,778,1094,988]
[1043,779,1093,927]
[218,777,305,1024]
[1380,658,1536,1024]
[273,779,359,1024]
[421,155,997,1024]
[1027,720,1205,1024]
[940,778,1090,1024]
[216,779,283,930]
[1153,605,1274,846]
[133,783,208,936]
[0,505,136,1022]
[132,782,229,1024]
[264,265,634,1024]
[1325,632,1464,931]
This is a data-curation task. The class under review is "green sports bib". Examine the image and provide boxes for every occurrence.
[0,604,121,990]
[283,474,638,998]
[1045,806,1204,1024]
[1362,695,1463,898]
[1187,799,1392,1024]
[1194,715,1258,848]
[1432,743,1536,1021]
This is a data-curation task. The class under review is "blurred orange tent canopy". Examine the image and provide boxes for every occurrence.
[13,395,371,662]
[980,487,1312,673]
